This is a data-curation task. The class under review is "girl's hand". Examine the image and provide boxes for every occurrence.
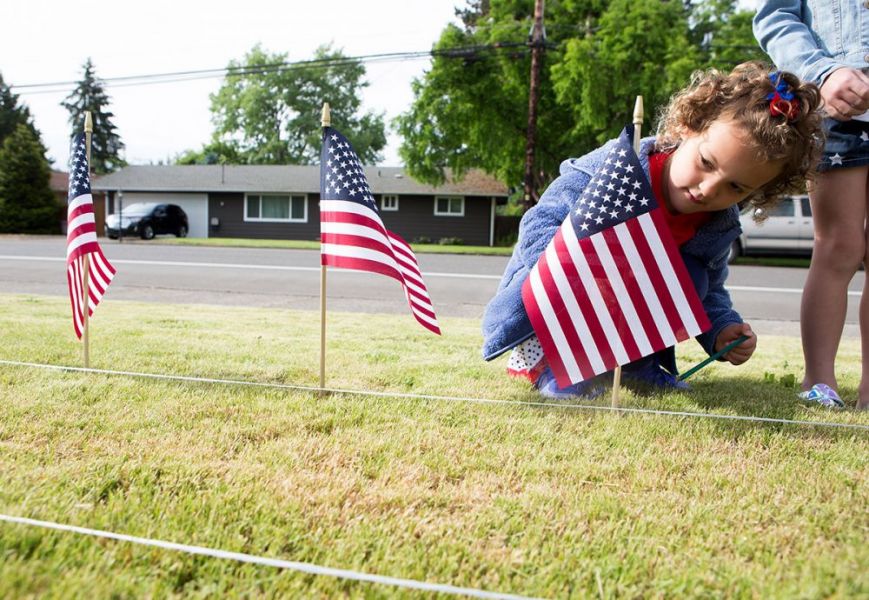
[715,323,756,365]
[820,67,869,121]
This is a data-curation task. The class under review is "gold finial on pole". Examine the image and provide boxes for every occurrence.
[632,96,644,153]
[321,103,331,128]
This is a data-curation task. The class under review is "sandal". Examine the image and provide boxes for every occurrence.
[798,383,845,409]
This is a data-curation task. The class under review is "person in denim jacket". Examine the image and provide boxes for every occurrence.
[482,62,823,399]
[755,1,869,409]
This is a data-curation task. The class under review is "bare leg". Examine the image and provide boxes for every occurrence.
[801,166,869,397]
[860,170,869,410]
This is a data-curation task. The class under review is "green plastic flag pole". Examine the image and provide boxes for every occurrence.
[678,335,750,381]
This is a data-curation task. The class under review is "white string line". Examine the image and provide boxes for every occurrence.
[1,359,867,432]
[0,514,536,600]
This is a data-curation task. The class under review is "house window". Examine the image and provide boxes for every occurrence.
[434,196,464,217]
[245,194,307,222]
[381,194,399,211]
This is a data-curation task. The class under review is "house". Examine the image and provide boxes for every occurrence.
[91,165,509,246]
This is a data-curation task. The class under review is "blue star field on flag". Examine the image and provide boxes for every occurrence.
[320,129,376,207]
[68,134,92,200]
[570,128,657,238]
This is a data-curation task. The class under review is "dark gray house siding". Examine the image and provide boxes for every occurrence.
[208,192,494,244]
[378,194,492,246]
[208,192,321,240]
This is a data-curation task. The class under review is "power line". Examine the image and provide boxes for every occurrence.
[11,45,530,96]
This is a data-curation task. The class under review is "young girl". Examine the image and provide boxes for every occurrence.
[482,61,824,398]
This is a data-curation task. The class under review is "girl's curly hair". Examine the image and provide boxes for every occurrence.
[655,61,824,212]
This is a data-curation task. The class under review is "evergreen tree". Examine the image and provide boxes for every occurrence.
[61,58,126,174]
[0,123,58,233]
[0,71,38,149]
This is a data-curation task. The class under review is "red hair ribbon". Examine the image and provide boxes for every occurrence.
[769,93,800,121]
[767,72,800,121]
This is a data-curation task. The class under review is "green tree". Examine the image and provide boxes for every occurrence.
[0,72,39,149]
[61,58,126,174]
[0,123,58,233]
[195,44,386,165]
[553,0,699,146]
[397,0,760,203]
[174,140,241,165]
[688,0,768,70]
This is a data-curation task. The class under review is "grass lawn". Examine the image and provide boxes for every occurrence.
[0,294,866,598]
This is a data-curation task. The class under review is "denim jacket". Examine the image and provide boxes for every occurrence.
[481,136,743,371]
[753,0,869,85]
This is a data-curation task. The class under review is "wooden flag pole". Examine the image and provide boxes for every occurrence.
[319,102,331,394]
[82,111,93,368]
[611,96,644,408]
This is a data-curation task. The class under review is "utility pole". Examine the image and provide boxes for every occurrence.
[523,0,545,212]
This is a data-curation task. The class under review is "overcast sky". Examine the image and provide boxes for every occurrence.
[1,0,463,170]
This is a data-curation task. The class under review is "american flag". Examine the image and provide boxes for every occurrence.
[66,133,116,339]
[522,127,711,388]
[319,127,440,335]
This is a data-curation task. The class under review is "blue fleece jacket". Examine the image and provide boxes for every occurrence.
[481,136,744,374]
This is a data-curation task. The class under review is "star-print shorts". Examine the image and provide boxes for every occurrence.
[817,117,869,172]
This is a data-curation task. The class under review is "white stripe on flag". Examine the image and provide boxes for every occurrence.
[89,265,110,294]
[528,260,583,383]
[406,298,435,317]
[67,194,93,214]
[320,200,380,221]
[396,267,426,292]
[320,221,391,247]
[66,231,98,258]
[320,243,401,274]
[410,307,439,329]
[391,250,421,276]
[67,212,95,233]
[614,223,677,348]
[589,230,653,357]
[562,222,630,365]
[545,230,606,374]
[398,277,430,303]
[637,214,702,334]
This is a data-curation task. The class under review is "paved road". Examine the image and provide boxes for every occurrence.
[0,236,862,338]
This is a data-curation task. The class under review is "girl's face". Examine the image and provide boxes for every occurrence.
[663,119,784,215]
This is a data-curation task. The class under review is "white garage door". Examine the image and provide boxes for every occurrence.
[119,192,209,238]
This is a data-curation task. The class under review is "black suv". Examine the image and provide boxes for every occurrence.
[105,203,189,240]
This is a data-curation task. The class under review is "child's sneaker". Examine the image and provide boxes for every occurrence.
[622,358,690,393]
[536,367,603,400]
[798,383,845,408]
